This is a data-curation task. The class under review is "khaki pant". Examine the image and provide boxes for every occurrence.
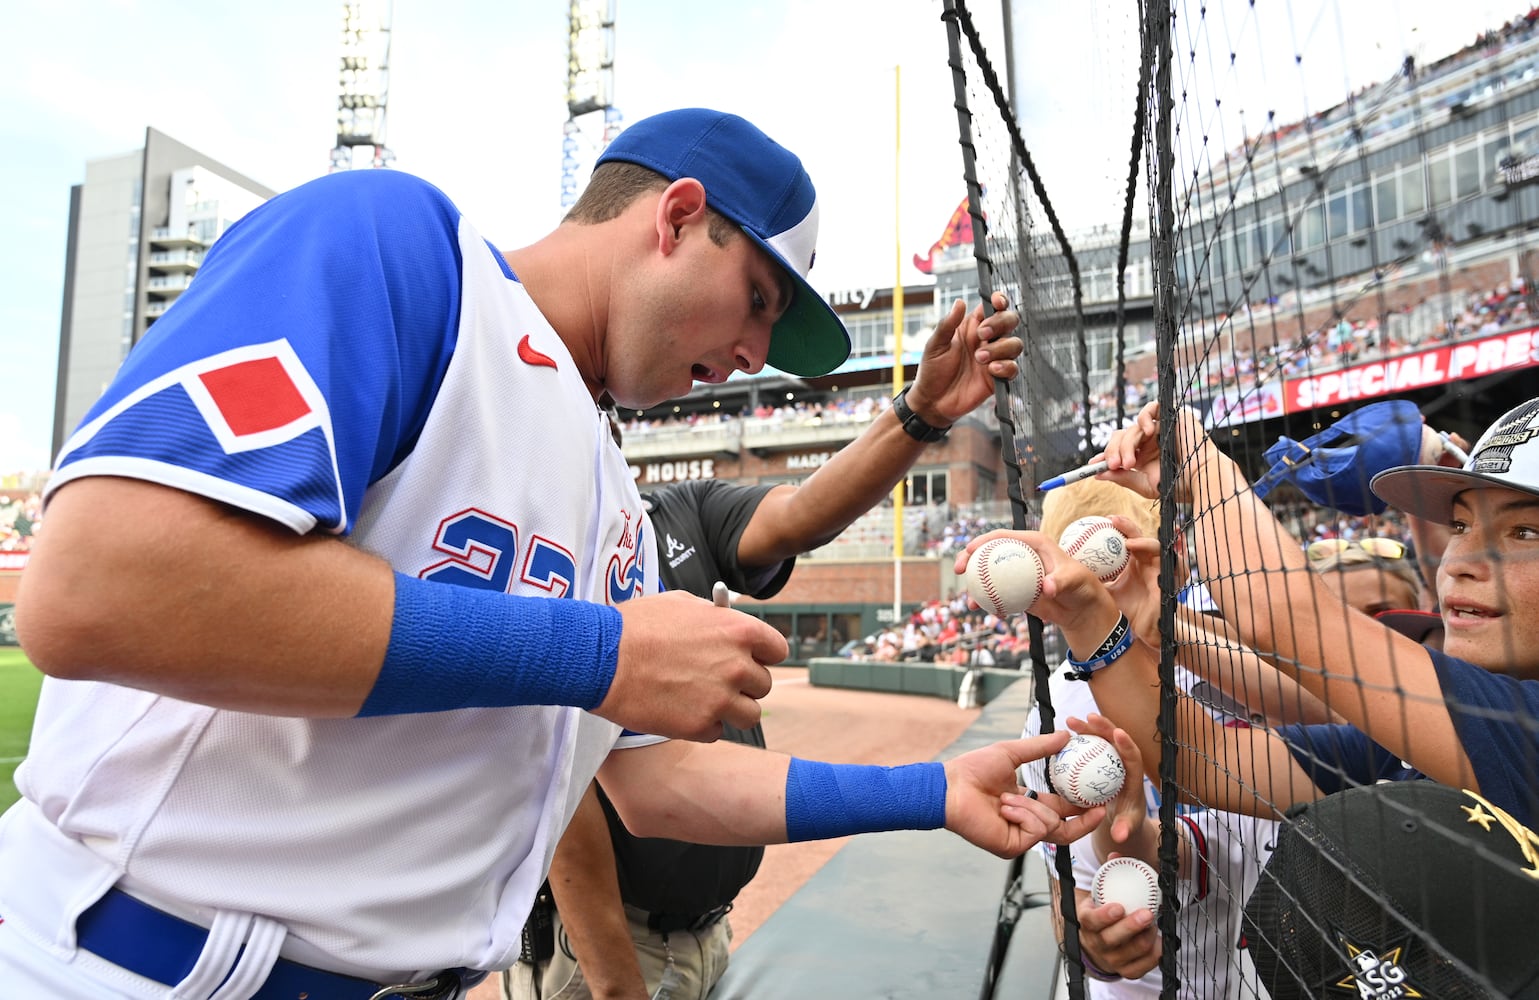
[502,904,732,1000]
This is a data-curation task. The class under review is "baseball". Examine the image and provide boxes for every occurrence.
[964,537,1046,617]
[1047,733,1126,808]
[1092,857,1162,916]
[1058,516,1130,584]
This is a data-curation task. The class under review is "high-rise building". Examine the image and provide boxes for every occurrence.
[52,127,274,456]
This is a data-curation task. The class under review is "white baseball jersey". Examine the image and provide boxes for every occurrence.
[6,170,657,979]
[1023,666,1275,998]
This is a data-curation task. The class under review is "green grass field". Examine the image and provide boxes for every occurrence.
[0,647,43,812]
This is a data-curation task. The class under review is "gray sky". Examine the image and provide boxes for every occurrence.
[0,0,1509,473]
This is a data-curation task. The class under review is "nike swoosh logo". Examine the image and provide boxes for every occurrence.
[517,334,557,370]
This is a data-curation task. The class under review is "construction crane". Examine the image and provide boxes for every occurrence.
[331,1,395,172]
[562,0,621,208]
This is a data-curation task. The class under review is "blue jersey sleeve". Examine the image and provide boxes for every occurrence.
[1429,648,1539,826]
[50,170,465,535]
[1273,722,1420,795]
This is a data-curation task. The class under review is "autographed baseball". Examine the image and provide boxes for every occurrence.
[1058,516,1130,584]
[964,537,1046,617]
[1092,857,1162,917]
[1048,733,1126,808]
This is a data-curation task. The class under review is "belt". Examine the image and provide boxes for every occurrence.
[77,887,482,999]
[638,903,732,935]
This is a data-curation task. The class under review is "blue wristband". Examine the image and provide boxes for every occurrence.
[1066,614,1135,681]
[357,572,623,717]
[784,758,948,842]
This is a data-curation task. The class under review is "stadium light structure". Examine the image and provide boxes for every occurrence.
[562,0,620,209]
[331,1,395,172]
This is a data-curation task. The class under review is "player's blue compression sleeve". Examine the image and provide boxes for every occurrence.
[358,572,622,716]
[783,757,948,842]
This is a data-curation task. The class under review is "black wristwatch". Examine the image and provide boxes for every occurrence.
[892,386,951,443]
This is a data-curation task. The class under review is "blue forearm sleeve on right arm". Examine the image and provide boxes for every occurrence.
[784,757,947,842]
[357,571,623,717]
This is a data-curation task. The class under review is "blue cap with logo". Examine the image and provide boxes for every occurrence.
[596,108,851,378]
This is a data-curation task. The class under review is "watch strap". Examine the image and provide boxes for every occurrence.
[892,386,951,443]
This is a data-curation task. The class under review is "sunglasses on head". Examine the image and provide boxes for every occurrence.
[1305,537,1408,562]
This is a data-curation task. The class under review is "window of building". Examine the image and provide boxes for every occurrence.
[1349,184,1373,233]
[1454,140,1482,199]
[1326,189,1350,240]
[1400,162,1426,216]
[1375,173,1400,223]
[1297,201,1326,249]
[1429,153,1452,207]
[906,470,949,507]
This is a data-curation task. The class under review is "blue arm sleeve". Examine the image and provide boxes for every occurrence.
[358,573,623,716]
[783,757,947,842]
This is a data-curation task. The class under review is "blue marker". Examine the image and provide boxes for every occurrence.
[1036,459,1110,492]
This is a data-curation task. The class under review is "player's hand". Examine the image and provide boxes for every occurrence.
[906,291,1022,424]
[1077,891,1162,980]
[601,591,786,742]
[953,732,1106,857]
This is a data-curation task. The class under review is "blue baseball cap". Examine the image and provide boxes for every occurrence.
[596,108,852,378]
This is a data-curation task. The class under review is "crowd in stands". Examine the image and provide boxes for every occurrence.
[0,493,41,553]
[917,509,1028,558]
[618,393,890,437]
[613,275,1535,444]
[837,592,1052,669]
[842,498,1420,673]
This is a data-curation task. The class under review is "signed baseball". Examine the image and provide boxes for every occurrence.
[1092,856,1162,916]
[1048,733,1126,808]
[964,537,1046,617]
[1058,516,1130,584]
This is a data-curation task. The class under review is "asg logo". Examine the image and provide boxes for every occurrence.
[1330,932,1423,999]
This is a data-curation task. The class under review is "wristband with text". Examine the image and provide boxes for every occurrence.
[1066,613,1134,681]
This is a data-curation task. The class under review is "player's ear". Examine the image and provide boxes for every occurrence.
[656,178,708,255]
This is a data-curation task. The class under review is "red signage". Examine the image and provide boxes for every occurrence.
[0,552,27,572]
[1285,327,1539,411]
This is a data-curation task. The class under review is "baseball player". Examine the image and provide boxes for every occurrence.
[3,108,1098,1000]
[507,291,1023,1000]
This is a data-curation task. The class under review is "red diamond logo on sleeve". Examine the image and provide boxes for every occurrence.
[198,357,313,436]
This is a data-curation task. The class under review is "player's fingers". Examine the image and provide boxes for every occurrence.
[979,309,1020,340]
[934,298,967,338]
[735,660,773,700]
[1042,806,1107,845]
[995,731,1072,768]
[717,692,763,733]
[741,618,790,666]
[975,330,1023,360]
